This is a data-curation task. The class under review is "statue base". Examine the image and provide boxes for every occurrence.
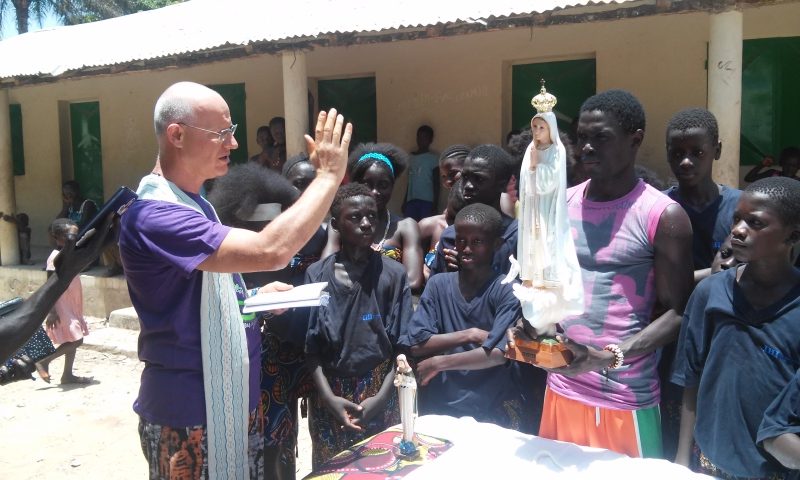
[396,437,419,459]
[505,336,573,368]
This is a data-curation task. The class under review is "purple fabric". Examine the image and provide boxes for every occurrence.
[120,194,260,427]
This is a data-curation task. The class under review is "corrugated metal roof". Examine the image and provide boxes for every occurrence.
[0,0,642,80]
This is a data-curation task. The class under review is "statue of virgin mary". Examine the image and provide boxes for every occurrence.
[504,80,583,336]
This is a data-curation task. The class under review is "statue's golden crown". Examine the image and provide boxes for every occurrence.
[531,79,557,113]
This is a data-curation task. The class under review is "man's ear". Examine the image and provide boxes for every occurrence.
[330,216,339,232]
[631,129,644,149]
[714,140,722,161]
[165,123,184,148]
[787,229,800,246]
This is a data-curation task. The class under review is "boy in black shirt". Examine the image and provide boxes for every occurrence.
[304,183,412,468]
[672,177,800,478]
[429,144,517,276]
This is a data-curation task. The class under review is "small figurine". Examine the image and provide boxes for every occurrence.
[503,80,584,368]
[394,354,419,458]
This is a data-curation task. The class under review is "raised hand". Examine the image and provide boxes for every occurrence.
[305,108,353,185]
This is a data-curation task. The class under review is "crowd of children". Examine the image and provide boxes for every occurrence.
[209,88,800,479]
[7,84,797,479]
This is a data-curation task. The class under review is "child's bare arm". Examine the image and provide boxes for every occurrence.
[416,348,506,386]
[409,329,489,357]
[675,386,698,465]
[764,434,800,470]
[354,367,396,427]
[0,212,17,224]
[399,219,424,293]
[307,355,363,431]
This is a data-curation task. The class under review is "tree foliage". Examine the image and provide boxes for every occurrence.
[0,0,184,35]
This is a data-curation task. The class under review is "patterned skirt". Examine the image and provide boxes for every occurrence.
[260,330,313,467]
[308,359,400,469]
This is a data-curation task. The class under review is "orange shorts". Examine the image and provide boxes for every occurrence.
[539,388,663,458]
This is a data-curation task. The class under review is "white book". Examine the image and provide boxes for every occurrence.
[243,282,329,314]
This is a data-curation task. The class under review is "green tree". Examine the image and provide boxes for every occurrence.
[0,0,183,35]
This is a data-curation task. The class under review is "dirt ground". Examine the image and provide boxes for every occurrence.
[0,348,313,479]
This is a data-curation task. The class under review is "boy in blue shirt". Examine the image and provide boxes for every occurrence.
[660,107,742,458]
[672,177,800,478]
[663,108,741,283]
[402,203,536,432]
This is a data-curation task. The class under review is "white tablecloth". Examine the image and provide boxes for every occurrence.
[404,415,710,479]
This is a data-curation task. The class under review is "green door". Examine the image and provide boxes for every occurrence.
[9,104,24,176]
[512,59,596,135]
[318,77,377,145]
[70,101,103,205]
[208,83,249,164]
[741,37,800,166]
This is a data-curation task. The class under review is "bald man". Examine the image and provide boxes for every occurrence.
[119,82,351,479]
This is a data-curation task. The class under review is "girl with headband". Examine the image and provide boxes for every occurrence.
[323,142,424,293]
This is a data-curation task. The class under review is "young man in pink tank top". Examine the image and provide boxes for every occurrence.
[535,90,693,458]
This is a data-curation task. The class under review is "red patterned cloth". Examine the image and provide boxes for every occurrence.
[305,426,452,479]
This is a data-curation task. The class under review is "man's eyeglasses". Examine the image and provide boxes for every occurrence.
[179,123,237,143]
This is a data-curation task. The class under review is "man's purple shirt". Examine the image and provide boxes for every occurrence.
[119,193,260,427]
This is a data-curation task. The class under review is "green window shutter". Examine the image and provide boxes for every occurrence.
[741,37,800,166]
[512,59,596,135]
[318,77,377,145]
[208,83,249,165]
[9,104,24,176]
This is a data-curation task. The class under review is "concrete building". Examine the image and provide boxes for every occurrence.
[0,0,798,266]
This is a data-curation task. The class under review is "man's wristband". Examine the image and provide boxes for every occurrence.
[603,344,624,370]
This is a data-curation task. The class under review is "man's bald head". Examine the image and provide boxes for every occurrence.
[153,82,223,136]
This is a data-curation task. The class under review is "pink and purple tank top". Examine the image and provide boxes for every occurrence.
[548,179,675,410]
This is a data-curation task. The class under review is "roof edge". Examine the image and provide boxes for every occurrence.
[0,0,782,88]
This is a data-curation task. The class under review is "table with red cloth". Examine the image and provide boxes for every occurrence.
[305,415,711,480]
[304,425,452,479]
